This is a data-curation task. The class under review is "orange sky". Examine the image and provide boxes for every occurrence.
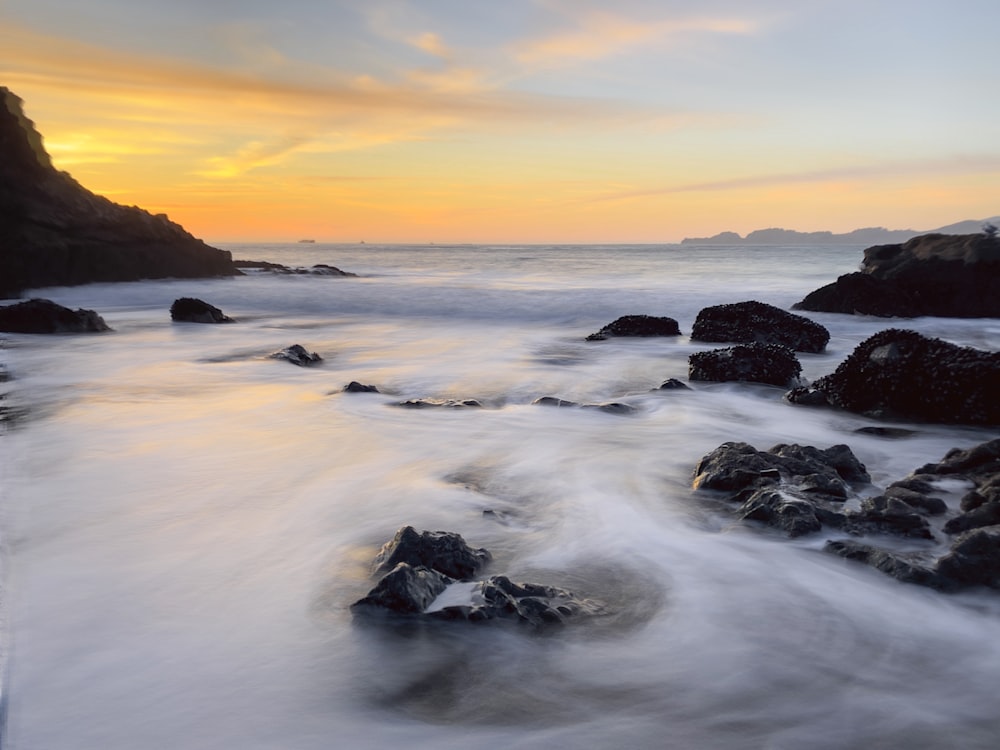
[3,1,999,243]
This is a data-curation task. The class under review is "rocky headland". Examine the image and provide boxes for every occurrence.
[0,86,239,299]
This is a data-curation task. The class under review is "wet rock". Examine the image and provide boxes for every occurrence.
[234,260,357,276]
[935,526,1000,589]
[657,378,691,390]
[689,343,802,388]
[690,300,830,353]
[533,396,579,408]
[532,397,637,414]
[849,495,934,539]
[0,297,111,333]
[344,381,380,393]
[808,329,1000,425]
[430,576,603,627]
[915,438,1000,479]
[825,541,943,587]
[395,398,483,409]
[736,489,825,537]
[852,426,918,439]
[784,386,830,407]
[586,314,681,341]
[372,525,491,581]
[943,502,1000,535]
[795,233,1000,318]
[269,344,322,366]
[351,563,452,615]
[170,297,233,324]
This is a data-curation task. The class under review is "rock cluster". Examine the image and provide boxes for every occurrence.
[689,343,802,388]
[794,232,1000,318]
[693,439,1000,592]
[352,526,603,627]
[1,87,238,299]
[234,260,356,277]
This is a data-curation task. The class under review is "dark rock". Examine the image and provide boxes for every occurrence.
[849,496,934,539]
[657,378,691,390]
[372,526,491,581]
[943,502,1000,535]
[169,297,233,324]
[915,438,1000,479]
[793,272,921,317]
[825,541,943,587]
[533,397,637,414]
[689,343,802,388]
[309,264,356,277]
[690,300,829,353]
[935,526,1000,589]
[0,297,111,333]
[0,87,238,299]
[586,314,681,341]
[234,260,357,277]
[395,398,483,409]
[794,233,1000,318]
[784,386,829,407]
[737,489,824,537]
[533,396,579,408]
[351,563,452,615]
[269,344,322,366]
[344,381,380,393]
[852,426,918,439]
[809,329,1000,424]
[883,485,947,515]
[430,575,603,627]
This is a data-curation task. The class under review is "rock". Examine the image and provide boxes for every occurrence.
[849,495,934,539]
[269,344,322,366]
[395,398,484,409]
[689,343,802,388]
[343,381,379,393]
[169,298,233,324]
[0,87,238,299]
[586,314,681,341]
[794,232,1000,318]
[233,260,356,277]
[690,300,829,353]
[852,426,918,439]
[824,541,943,587]
[934,526,1000,589]
[429,576,603,627]
[784,386,829,407]
[808,329,1000,424]
[532,397,636,414]
[0,297,111,333]
[351,563,452,615]
[737,489,824,537]
[657,378,691,390]
[943,502,1000,535]
[533,396,579,408]
[372,526,491,581]
[915,438,1000,479]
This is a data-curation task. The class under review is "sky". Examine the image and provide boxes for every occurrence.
[2,0,999,243]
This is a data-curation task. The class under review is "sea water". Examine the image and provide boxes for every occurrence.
[1,244,999,749]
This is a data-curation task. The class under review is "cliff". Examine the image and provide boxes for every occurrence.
[681,221,1000,246]
[0,86,239,299]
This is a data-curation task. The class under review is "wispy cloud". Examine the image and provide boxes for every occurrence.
[513,11,758,67]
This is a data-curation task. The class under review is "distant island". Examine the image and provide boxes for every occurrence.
[681,218,1000,245]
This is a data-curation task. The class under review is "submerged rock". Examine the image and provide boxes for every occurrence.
[690,300,829,353]
[0,298,111,333]
[586,314,681,341]
[806,329,1000,425]
[429,576,604,627]
[794,232,1000,318]
[343,381,380,393]
[395,398,484,409]
[234,260,356,277]
[532,396,637,414]
[689,343,802,388]
[269,344,322,366]
[169,297,234,324]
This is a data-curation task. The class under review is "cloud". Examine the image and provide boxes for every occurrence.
[513,11,758,67]
[591,155,1000,203]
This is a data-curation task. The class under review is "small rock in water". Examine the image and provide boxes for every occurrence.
[269,344,322,366]
[586,314,681,341]
[343,381,380,393]
[0,298,111,333]
[170,297,233,324]
[689,343,803,388]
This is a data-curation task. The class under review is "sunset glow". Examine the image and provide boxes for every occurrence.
[2,0,998,243]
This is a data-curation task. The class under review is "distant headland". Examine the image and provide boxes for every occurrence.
[681,218,1000,246]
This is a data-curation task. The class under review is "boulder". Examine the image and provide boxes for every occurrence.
[351,563,451,615]
[372,526,491,581]
[0,297,111,333]
[690,300,829,352]
[807,329,1000,424]
[429,576,603,627]
[269,344,322,366]
[343,381,380,393]
[689,343,802,388]
[0,87,238,299]
[532,396,637,415]
[934,526,1000,589]
[586,314,681,341]
[170,297,233,324]
[657,378,691,390]
[793,232,1000,318]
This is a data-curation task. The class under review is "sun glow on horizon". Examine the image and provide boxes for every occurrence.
[3,1,998,243]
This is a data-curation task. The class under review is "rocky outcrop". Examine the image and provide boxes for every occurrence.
[690,301,829,353]
[169,298,233,324]
[803,329,1000,425]
[695,438,1000,593]
[793,232,1000,317]
[532,396,637,414]
[343,381,380,393]
[0,297,111,333]
[234,260,356,277]
[0,87,238,299]
[586,315,681,341]
[352,526,603,627]
[268,344,322,366]
[689,343,802,388]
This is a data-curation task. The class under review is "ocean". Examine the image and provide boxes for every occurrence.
[2,243,999,749]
